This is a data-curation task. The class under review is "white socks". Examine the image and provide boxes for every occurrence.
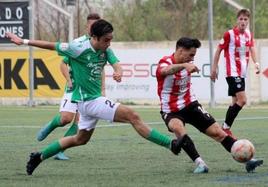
[222,122,230,129]
[194,157,207,167]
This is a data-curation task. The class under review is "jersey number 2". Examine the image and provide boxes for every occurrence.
[105,99,115,108]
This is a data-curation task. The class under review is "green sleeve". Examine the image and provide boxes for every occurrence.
[106,48,119,65]
[55,42,81,59]
[62,57,69,64]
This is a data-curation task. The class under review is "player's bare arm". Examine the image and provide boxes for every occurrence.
[160,64,185,75]
[210,47,222,81]
[6,32,56,50]
[249,47,260,74]
[111,63,122,82]
[60,62,72,89]
[161,63,199,76]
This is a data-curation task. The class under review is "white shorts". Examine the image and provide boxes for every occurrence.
[59,92,78,113]
[77,96,120,131]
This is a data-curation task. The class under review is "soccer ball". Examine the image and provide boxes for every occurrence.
[231,139,255,163]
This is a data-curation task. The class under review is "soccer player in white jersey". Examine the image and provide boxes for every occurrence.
[6,19,184,176]
[211,9,260,137]
[36,13,107,160]
[156,37,262,173]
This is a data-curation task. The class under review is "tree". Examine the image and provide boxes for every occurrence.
[33,0,268,41]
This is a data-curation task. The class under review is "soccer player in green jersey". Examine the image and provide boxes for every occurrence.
[36,13,110,161]
[6,19,182,175]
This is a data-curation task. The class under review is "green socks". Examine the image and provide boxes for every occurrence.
[64,123,78,137]
[41,141,63,160]
[147,129,171,149]
[46,114,61,132]
[40,129,170,160]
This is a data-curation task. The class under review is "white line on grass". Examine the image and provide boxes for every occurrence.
[1,116,268,129]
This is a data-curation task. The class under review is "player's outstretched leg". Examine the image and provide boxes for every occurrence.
[26,152,42,175]
[115,106,182,155]
[37,114,61,141]
[245,159,263,173]
[53,122,78,160]
[147,129,183,155]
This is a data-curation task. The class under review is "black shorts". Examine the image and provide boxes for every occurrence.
[160,101,216,133]
[226,77,245,96]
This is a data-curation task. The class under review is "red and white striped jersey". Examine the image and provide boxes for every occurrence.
[156,54,197,113]
[219,27,254,78]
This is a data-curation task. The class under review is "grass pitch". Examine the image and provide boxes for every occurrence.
[0,105,267,187]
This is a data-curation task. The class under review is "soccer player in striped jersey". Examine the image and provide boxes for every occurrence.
[6,19,183,175]
[156,37,262,173]
[211,9,260,137]
[36,13,106,160]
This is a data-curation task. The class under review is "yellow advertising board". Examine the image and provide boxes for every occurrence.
[0,50,66,97]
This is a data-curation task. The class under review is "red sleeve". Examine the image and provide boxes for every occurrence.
[156,59,170,78]
[218,31,230,49]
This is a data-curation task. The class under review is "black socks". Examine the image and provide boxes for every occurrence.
[221,135,237,152]
[180,134,200,161]
[225,103,242,127]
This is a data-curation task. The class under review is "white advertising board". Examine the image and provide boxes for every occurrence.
[104,47,229,103]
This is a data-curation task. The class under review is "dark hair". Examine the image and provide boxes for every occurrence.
[176,37,201,50]
[237,9,250,18]
[87,13,101,21]
[90,19,113,38]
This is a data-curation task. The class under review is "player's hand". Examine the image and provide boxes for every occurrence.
[255,62,260,74]
[113,72,122,82]
[210,70,218,82]
[184,63,200,73]
[5,32,23,45]
[210,67,218,82]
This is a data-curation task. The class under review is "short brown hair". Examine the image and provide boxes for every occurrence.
[237,9,250,18]
[87,13,101,21]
